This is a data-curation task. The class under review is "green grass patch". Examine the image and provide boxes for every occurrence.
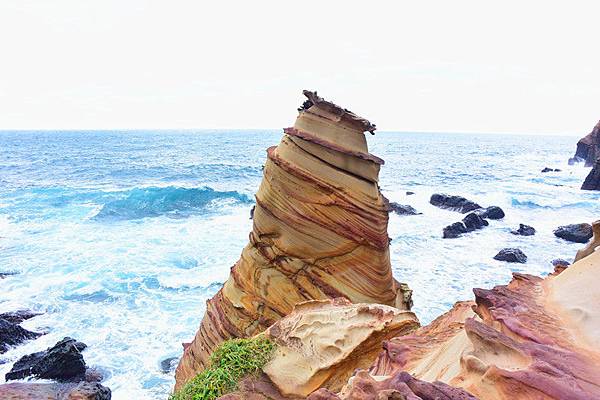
[171,336,276,400]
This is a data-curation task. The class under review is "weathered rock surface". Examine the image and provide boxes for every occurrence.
[442,222,468,239]
[429,194,481,213]
[0,381,111,400]
[442,212,489,239]
[554,223,593,243]
[6,337,87,381]
[388,202,421,216]
[175,91,412,390]
[369,249,600,400]
[493,248,527,263]
[569,120,600,166]
[510,223,536,236]
[263,299,419,397]
[0,318,42,354]
[581,158,600,190]
[574,220,600,262]
[0,309,42,324]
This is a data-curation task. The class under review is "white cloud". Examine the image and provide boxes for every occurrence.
[0,0,598,134]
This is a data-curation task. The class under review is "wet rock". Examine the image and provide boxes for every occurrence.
[474,205,505,220]
[0,310,42,324]
[541,167,561,173]
[430,193,481,213]
[406,191,415,195]
[6,337,87,381]
[249,205,255,219]
[462,212,489,231]
[0,381,111,400]
[493,248,527,263]
[581,159,600,190]
[511,223,536,236]
[554,223,593,243]
[442,222,468,239]
[160,356,179,374]
[0,319,43,354]
[551,258,571,268]
[388,202,421,216]
[0,271,18,279]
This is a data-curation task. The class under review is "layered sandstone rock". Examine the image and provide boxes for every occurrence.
[175,91,412,390]
[570,120,600,166]
[370,247,600,400]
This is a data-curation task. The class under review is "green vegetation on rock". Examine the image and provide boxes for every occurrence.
[171,336,275,400]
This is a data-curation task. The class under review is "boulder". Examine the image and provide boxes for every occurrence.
[388,202,421,216]
[0,319,42,354]
[569,120,600,166]
[175,90,412,390]
[6,337,87,381]
[406,191,415,195]
[462,212,489,231]
[474,206,505,220]
[429,193,481,213]
[554,223,593,243]
[511,223,536,236]
[581,158,600,190]
[0,271,18,279]
[493,248,527,263]
[442,222,468,239]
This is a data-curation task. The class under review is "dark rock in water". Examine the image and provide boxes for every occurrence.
[430,194,481,213]
[551,258,571,268]
[474,206,505,220]
[511,223,536,236]
[160,356,179,374]
[0,319,43,354]
[0,271,18,279]
[389,202,421,216]
[6,337,87,381]
[443,222,469,239]
[0,381,111,400]
[554,223,593,243]
[570,120,600,166]
[541,167,561,173]
[581,159,600,191]
[493,248,527,263]
[406,191,415,195]
[249,205,255,219]
[462,212,489,231]
[0,310,42,324]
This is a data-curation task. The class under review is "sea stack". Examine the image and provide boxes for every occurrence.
[570,120,600,166]
[174,90,412,389]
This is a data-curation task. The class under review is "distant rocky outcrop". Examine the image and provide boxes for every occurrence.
[554,223,593,243]
[493,248,527,263]
[569,120,600,166]
[511,223,536,236]
[175,91,412,390]
[430,194,481,213]
[582,158,600,190]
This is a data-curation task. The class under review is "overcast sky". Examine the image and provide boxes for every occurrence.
[0,1,598,135]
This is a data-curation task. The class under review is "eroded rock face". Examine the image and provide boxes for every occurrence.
[175,91,412,390]
[263,299,419,397]
[370,249,600,400]
[570,120,600,166]
[581,158,600,190]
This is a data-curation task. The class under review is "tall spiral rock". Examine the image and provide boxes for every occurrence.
[174,91,412,389]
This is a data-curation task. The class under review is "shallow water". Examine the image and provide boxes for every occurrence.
[0,130,598,399]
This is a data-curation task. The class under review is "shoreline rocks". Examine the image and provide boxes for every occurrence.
[0,311,43,354]
[473,205,505,220]
[174,91,413,390]
[429,194,481,213]
[493,248,527,263]
[511,223,536,236]
[554,223,593,243]
[388,202,421,216]
[569,120,600,166]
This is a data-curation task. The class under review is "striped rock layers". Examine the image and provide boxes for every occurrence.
[175,91,412,389]
[369,247,600,400]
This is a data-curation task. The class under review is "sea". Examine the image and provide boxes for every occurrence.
[0,130,598,399]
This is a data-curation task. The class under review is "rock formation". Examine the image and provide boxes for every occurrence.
[429,194,481,213]
[511,223,536,236]
[554,223,593,243]
[369,248,600,400]
[388,202,421,216]
[570,120,600,166]
[581,158,600,190]
[175,91,412,390]
[574,220,600,262]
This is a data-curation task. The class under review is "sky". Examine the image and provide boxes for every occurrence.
[0,0,599,135]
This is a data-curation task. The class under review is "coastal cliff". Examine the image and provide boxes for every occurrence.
[175,91,413,390]
[571,120,600,166]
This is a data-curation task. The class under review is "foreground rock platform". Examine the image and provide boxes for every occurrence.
[175,91,413,390]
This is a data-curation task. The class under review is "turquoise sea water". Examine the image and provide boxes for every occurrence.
[1,130,598,399]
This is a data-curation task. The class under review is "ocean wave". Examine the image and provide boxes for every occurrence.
[93,186,251,220]
[511,197,598,210]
